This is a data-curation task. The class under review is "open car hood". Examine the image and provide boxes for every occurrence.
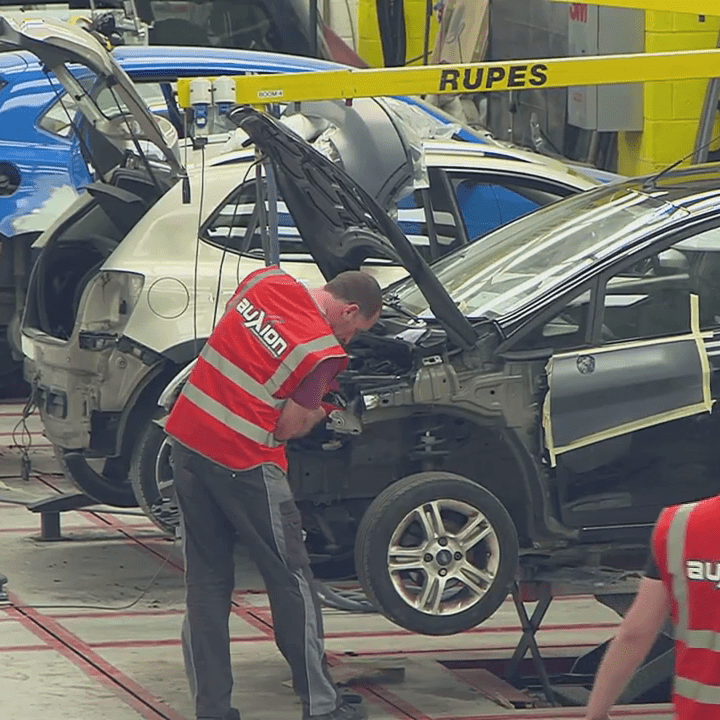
[282,97,423,211]
[233,107,477,350]
[0,17,183,177]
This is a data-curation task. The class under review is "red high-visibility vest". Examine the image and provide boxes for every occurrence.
[654,495,720,718]
[166,266,348,472]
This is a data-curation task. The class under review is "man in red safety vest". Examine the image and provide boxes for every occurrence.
[584,496,720,719]
[166,266,382,720]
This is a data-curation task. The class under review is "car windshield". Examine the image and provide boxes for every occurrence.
[391,185,683,319]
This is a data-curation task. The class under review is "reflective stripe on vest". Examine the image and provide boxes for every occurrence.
[668,502,698,644]
[201,344,283,409]
[676,677,720,705]
[182,382,282,448]
[165,265,348,471]
[667,501,720,704]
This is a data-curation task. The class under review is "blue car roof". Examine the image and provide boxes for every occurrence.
[111,45,346,76]
[2,45,491,147]
[0,51,29,73]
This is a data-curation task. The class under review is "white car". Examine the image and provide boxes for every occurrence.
[11,17,598,511]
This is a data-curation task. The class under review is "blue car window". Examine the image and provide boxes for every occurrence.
[494,185,541,224]
[450,174,567,241]
[454,181,503,240]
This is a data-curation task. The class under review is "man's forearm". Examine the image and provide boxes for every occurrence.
[584,576,670,720]
[584,629,657,719]
[282,407,327,440]
[297,407,327,437]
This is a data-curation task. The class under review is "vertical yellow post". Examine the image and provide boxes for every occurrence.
[617,11,720,175]
[358,0,439,67]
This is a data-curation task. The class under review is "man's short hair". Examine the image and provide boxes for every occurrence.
[325,271,382,318]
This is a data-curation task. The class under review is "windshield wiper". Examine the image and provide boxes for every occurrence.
[383,292,422,321]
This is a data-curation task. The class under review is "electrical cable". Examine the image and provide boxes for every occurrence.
[211,159,262,329]
[342,0,358,53]
[312,580,378,613]
[7,539,178,612]
[11,390,37,481]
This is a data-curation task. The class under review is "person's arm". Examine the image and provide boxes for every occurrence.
[274,399,327,441]
[273,358,345,441]
[583,576,671,720]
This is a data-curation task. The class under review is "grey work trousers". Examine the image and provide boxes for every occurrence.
[172,442,340,720]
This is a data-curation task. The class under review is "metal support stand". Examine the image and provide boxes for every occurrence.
[507,581,555,705]
[27,492,97,541]
[506,566,661,706]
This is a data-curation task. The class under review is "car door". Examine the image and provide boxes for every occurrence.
[538,225,720,530]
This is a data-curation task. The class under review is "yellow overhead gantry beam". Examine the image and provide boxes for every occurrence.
[177,49,720,108]
[550,0,717,16]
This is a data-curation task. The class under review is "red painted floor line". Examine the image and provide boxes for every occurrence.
[50,608,187,620]
[35,478,278,640]
[2,634,604,655]
[4,594,189,720]
[0,643,54,652]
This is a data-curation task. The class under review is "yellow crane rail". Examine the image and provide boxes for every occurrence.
[177,49,720,108]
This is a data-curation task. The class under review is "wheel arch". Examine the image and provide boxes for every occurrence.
[364,407,543,546]
[435,417,540,546]
[115,360,181,456]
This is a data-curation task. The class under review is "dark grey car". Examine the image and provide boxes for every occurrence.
[156,112,720,636]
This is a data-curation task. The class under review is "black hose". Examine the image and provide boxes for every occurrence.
[312,580,379,613]
[422,0,432,64]
[377,0,406,67]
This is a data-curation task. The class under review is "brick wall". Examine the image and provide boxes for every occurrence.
[618,11,720,175]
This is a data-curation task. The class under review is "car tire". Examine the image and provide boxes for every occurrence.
[355,471,519,636]
[129,411,178,536]
[54,446,137,508]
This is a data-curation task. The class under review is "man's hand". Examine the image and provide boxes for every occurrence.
[274,399,327,441]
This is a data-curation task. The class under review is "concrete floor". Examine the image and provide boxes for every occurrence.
[0,403,674,720]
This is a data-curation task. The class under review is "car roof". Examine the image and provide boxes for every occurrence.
[423,142,599,186]
[187,138,596,187]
